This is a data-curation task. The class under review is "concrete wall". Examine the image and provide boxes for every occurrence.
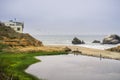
[4,21,23,33]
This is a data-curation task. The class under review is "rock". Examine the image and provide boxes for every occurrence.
[0,23,43,47]
[63,47,71,52]
[102,34,120,44]
[81,40,85,44]
[107,46,120,52]
[72,37,85,44]
[72,50,82,53]
[92,40,100,43]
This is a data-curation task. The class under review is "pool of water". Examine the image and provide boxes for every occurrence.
[26,54,120,80]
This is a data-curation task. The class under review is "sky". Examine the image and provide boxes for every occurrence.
[0,0,120,35]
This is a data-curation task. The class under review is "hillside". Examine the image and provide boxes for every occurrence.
[0,22,43,47]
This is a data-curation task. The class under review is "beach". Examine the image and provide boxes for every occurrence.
[51,45,120,60]
[10,45,120,60]
[1,0,120,79]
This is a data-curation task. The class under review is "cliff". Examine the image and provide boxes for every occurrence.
[0,23,43,47]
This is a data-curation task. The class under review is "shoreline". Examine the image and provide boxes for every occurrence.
[9,45,120,60]
[42,43,120,50]
[45,45,120,60]
[70,46,120,60]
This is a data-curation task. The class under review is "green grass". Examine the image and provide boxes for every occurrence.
[0,51,67,80]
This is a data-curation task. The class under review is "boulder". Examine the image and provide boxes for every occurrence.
[107,46,120,52]
[92,40,100,43]
[72,37,85,44]
[102,34,120,44]
[63,47,71,52]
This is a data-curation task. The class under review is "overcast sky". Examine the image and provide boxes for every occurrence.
[0,0,120,35]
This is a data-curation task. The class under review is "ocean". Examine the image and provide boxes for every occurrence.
[32,35,120,50]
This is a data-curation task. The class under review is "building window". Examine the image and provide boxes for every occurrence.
[10,24,15,26]
[17,28,20,31]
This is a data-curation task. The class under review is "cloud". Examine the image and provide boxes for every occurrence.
[0,0,120,35]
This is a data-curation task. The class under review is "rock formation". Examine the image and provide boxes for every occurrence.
[107,46,120,52]
[0,23,43,47]
[72,37,85,44]
[92,40,100,43]
[102,34,120,44]
[63,47,71,52]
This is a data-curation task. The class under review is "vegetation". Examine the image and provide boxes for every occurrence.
[0,51,67,80]
[0,43,8,52]
[0,22,42,47]
[107,46,120,52]
[0,22,68,80]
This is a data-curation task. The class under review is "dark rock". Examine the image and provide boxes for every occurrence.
[102,34,120,44]
[72,50,82,53]
[107,46,120,52]
[92,40,100,43]
[72,37,85,44]
[81,40,85,44]
[63,47,71,52]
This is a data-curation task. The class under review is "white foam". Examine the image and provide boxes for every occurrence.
[45,43,120,50]
[76,43,120,50]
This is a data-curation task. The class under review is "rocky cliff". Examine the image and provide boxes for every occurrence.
[0,23,43,47]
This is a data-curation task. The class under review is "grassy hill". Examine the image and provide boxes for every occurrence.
[0,22,43,47]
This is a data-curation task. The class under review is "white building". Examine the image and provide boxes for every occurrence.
[4,20,24,33]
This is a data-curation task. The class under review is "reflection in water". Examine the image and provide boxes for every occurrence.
[26,54,120,80]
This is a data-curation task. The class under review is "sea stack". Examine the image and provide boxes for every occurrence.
[92,40,100,43]
[102,34,120,44]
[72,37,85,44]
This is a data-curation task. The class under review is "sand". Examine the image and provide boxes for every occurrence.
[9,45,120,60]
[48,45,120,60]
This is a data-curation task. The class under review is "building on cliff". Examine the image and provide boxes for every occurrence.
[4,20,24,33]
